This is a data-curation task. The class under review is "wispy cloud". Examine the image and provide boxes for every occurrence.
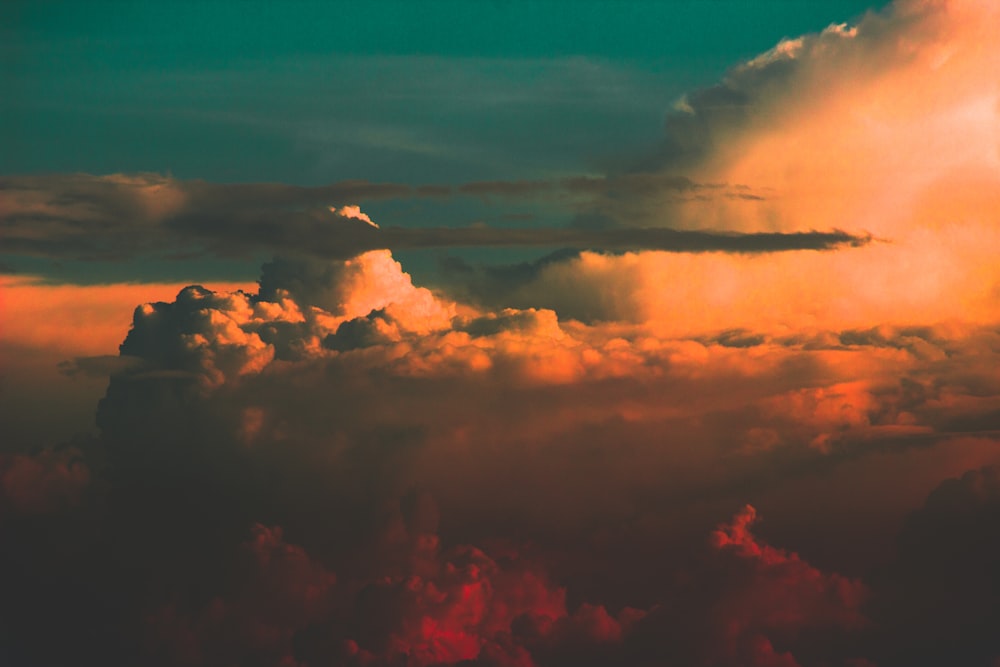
[0,174,871,268]
[0,173,869,267]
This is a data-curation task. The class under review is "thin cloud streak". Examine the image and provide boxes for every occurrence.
[0,173,870,264]
[376,225,873,253]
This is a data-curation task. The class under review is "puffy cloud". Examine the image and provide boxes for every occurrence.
[139,500,873,667]
[0,276,254,450]
[148,523,338,667]
[707,506,869,661]
[348,544,565,666]
[45,245,988,665]
[89,251,1000,516]
[529,505,871,667]
[143,496,613,667]
[0,276,248,360]
[102,251,458,392]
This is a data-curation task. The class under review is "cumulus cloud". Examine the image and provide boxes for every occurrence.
[0,276,256,452]
[147,523,339,667]
[141,490,614,667]
[706,506,869,658]
[129,497,875,667]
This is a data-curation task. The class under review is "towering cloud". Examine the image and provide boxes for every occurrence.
[517,0,1000,333]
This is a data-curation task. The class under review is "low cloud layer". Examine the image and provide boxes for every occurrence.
[3,244,1000,665]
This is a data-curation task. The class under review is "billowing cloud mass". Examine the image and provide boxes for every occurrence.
[582,0,1000,331]
[3,1,1000,666]
[426,0,1000,332]
[5,237,999,665]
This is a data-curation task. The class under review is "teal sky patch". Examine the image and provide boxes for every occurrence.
[3,1,887,182]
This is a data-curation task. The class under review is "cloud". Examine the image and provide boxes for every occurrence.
[142,490,583,666]
[447,229,998,334]
[699,505,869,667]
[0,172,870,269]
[84,247,999,527]
[867,464,1000,666]
[147,523,338,667]
[0,276,256,452]
[334,205,379,229]
[381,226,872,254]
[512,0,999,333]
[3,2,1000,666]
[3,240,1000,666]
[641,21,864,174]
[134,498,873,667]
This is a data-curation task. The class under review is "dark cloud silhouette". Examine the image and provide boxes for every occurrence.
[381,225,872,254]
[0,173,867,269]
[866,465,1000,667]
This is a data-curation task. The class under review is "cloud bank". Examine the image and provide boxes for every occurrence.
[0,172,871,264]
[3,239,999,664]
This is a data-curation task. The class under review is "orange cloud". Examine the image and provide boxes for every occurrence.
[509,0,999,335]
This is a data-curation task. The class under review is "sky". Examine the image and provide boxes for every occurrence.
[3,1,1000,666]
